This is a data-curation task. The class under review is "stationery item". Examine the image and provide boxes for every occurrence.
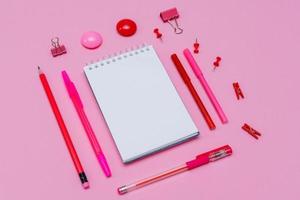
[160,7,183,34]
[81,31,103,49]
[116,19,137,37]
[183,49,228,124]
[84,45,199,163]
[242,123,262,140]
[118,145,233,194]
[51,37,66,57]
[153,28,162,40]
[38,67,89,189]
[213,56,222,69]
[171,53,216,130]
[193,39,199,54]
[62,71,111,177]
[233,82,244,100]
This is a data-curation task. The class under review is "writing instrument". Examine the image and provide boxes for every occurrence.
[38,67,89,189]
[62,70,111,177]
[183,49,228,123]
[118,145,232,194]
[171,54,216,130]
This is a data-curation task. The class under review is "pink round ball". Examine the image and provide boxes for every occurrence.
[81,31,103,49]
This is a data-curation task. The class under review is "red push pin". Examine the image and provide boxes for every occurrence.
[213,56,221,69]
[193,39,200,53]
[50,37,66,57]
[153,28,163,40]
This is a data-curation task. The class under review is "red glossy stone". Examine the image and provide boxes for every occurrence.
[116,19,137,37]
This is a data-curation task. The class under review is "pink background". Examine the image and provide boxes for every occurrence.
[1,0,300,199]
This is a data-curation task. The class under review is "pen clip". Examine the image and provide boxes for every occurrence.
[62,71,83,108]
[70,82,83,108]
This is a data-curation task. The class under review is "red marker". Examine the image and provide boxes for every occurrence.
[171,54,216,130]
[38,67,89,189]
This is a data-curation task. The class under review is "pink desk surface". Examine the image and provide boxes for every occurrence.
[1,0,300,199]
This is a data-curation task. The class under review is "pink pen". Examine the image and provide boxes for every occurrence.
[183,49,228,123]
[62,70,111,177]
[118,145,232,194]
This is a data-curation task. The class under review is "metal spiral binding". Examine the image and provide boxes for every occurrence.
[85,44,150,71]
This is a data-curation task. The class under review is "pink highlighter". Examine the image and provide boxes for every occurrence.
[62,71,111,177]
[183,49,228,124]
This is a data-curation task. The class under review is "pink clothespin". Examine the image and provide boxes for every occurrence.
[160,8,183,34]
[51,37,66,57]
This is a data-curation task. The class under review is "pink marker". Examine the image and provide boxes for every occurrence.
[183,48,228,124]
[62,71,111,177]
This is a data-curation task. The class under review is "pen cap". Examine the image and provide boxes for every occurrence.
[186,145,232,170]
[183,48,203,77]
[62,71,83,108]
[186,154,209,170]
[197,145,232,160]
[171,54,190,84]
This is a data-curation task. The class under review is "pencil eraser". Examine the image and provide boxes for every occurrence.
[82,182,90,189]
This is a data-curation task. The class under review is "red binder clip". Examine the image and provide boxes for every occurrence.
[51,37,66,57]
[160,7,183,34]
[242,123,262,139]
[153,28,163,40]
[233,82,244,100]
[193,39,200,53]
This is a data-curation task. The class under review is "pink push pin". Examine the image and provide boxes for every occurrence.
[81,31,103,49]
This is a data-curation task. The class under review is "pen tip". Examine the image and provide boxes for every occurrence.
[37,66,44,74]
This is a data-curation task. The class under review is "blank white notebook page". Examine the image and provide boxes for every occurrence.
[84,45,199,163]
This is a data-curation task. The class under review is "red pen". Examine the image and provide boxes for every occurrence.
[118,145,232,194]
[38,67,89,189]
[171,54,216,130]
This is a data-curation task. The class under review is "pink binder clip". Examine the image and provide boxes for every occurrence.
[160,7,183,34]
[51,37,66,57]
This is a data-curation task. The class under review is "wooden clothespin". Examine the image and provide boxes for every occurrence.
[233,82,244,100]
[242,123,261,140]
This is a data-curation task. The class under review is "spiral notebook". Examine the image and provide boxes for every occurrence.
[84,45,199,163]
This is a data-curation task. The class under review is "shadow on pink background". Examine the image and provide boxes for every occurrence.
[0,0,300,199]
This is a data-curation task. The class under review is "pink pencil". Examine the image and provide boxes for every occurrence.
[183,49,228,124]
[62,70,111,177]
